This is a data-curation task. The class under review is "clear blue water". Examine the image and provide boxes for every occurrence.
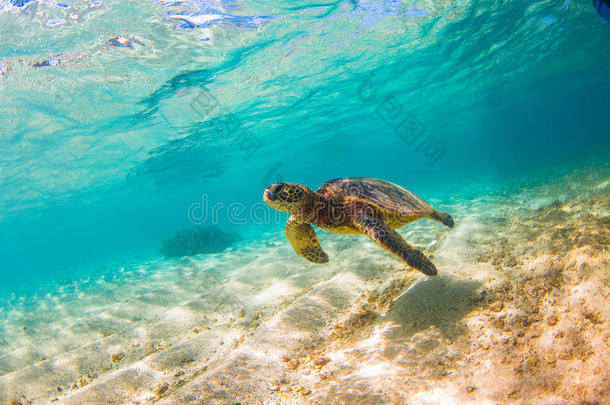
[0,0,609,299]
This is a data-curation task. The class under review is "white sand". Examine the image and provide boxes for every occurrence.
[1,164,608,405]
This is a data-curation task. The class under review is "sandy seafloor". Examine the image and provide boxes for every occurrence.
[1,164,608,405]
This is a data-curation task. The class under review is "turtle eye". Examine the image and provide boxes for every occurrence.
[275,184,284,193]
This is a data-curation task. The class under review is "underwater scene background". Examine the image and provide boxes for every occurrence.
[0,0,609,403]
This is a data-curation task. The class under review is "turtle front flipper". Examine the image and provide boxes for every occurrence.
[352,210,437,276]
[285,215,329,264]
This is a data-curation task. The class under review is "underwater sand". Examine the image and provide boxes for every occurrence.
[1,164,608,405]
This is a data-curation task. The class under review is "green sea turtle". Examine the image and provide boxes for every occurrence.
[263,178,455,276]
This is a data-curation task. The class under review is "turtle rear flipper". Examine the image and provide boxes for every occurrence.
[285,216,329,264]
[429,210,455,228]
[353,210,437,276]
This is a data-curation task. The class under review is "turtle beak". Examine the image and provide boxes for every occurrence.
[263,187,274,203]
[263,183,284,203]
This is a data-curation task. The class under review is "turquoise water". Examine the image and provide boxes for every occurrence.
[0,0,609,297]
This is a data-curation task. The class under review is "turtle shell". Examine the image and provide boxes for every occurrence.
[317,177,434,218]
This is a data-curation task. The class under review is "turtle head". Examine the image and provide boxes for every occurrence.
[263,183,314,214]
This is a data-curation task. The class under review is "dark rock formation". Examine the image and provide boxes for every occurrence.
[160,225,240,258]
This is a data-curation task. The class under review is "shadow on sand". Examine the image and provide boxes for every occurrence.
[384,275,482,341]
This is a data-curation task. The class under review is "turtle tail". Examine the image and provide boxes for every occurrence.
[430,210,455,228]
